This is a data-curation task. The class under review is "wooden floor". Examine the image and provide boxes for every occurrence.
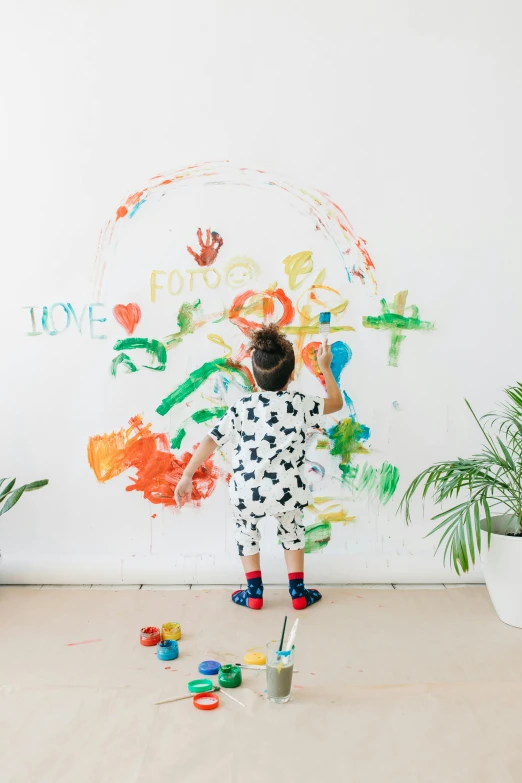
[1,585,521,782]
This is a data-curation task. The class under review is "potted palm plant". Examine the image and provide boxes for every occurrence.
[400,383,522,628]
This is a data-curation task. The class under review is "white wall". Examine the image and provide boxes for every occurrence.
[1,0,521,583]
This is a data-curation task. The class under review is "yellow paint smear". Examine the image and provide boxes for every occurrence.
[207,333,232,358]
[318,510,356,525]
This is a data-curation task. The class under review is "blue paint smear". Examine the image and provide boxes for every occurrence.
[342,390,357,421]
[129,198,147,218]
[358,424,371,440]
[330,341,352,385]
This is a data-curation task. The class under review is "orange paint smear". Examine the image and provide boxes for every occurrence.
[301,342,326,388]
[87,416,228,507]
[116,206,128,220]
[125,189,146,207]
[229,288,295,336]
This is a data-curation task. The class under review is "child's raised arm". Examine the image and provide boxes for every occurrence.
[174,434,217,507]
[317,342,343,414]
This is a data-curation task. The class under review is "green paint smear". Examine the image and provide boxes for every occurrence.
[362,292,434,368]
[165,300,201,347]
[170,428,186,450]
[113,338,167,372]
[362,312,434,332]
[110,353,138,376]
[339,463,358,480]
[192,406,228,424]
[304,521,332,554]
[157,360,253,416]
[328,419,370,467]
[342,461,400,504]
[378,462,400,504]
[170,407,228,449]
[315,439,330,450]
[356,462,378,492]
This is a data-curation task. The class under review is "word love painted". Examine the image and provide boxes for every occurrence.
[23,303,141,338]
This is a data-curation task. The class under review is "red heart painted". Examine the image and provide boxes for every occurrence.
[113,303,141,335]
[301,341,326,388]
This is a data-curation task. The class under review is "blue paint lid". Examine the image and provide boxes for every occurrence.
[198,660,221,676]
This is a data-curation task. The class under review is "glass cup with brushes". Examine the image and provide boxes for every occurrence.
[266,617,299,703]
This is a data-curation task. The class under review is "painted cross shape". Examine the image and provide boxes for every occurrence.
[362,290,434,367]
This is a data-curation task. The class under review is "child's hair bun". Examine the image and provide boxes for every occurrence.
[250,324,288,354]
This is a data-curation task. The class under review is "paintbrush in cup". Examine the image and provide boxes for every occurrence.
[278,616,287,654]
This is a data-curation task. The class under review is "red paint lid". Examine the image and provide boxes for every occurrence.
[193,692,219,711]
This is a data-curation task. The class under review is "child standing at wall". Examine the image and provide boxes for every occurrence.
[174,324,343,610]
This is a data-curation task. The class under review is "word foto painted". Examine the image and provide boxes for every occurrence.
[150,257,260,302]
[23,303,107,339]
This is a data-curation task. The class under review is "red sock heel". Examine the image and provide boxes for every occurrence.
[232,571,264,609]
[288,572,322,609]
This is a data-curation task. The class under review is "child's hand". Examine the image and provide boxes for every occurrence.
[317,341,332,372]
[175,473,193,508]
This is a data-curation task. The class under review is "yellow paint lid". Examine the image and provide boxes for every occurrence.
[244,651,266,666]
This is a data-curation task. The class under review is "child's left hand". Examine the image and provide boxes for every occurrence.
[175,473,193,508]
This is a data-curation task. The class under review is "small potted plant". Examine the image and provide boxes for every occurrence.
[400,383,522,628]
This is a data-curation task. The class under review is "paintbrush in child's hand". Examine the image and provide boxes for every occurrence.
[319,312,331,347]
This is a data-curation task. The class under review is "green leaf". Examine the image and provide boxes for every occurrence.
[457,520,469,572]
[433,518,459,555]
[0,478,16,501]
[0,487,26,516]
[465,506,475,565]
[23,480,49,491]
[496,437,515,470]
[484,502,492,547]
[474,502,482,554]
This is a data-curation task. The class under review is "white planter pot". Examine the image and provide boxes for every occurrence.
[480,514,522,628]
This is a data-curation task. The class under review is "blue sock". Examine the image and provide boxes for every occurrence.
[288,572,322,610]
[232,570,264,610]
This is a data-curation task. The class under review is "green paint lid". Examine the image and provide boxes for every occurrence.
[188,678,214,694]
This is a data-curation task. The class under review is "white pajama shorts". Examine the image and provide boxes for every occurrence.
[233,509,306,556]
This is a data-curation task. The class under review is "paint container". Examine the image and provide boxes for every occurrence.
[244,651,266,666]
[161,622,182,641]
[266,641,294,703]
[198,660,221,676]
[157,640,179,661]
[140,626,161,646]
[218,664,242,689]
[188,678,214,694]
[193,692,219,711]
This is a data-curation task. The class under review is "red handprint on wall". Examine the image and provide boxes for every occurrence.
[187,228,223,267]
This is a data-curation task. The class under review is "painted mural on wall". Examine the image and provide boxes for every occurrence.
[23,161,434,553]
